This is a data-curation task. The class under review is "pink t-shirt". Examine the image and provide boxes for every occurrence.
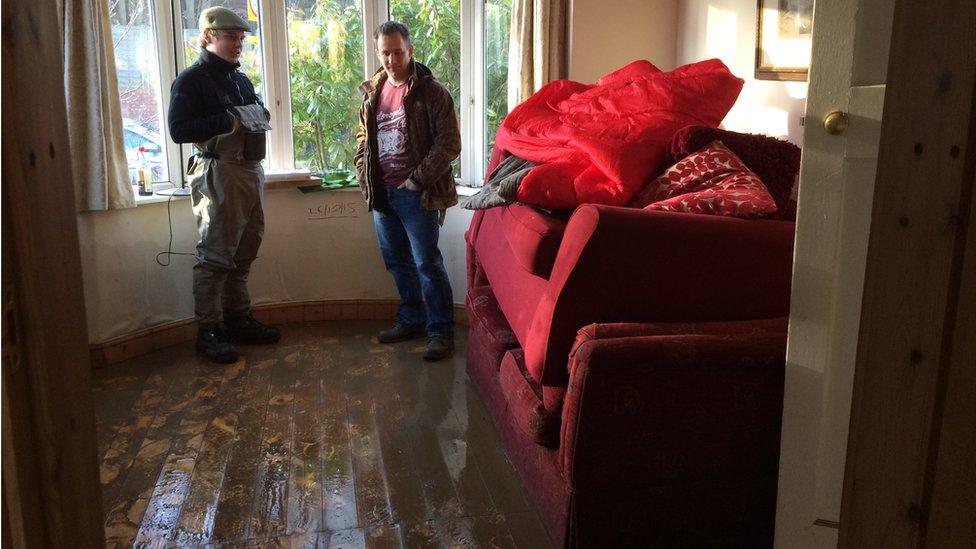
[377,81,412,189]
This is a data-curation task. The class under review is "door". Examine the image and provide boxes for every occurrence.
[775,0,894,546]
[1,0,105,545]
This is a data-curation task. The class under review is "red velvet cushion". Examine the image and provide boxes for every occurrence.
[500,204,569,279]
[632,141,778,218]
[466,286,520,373]
[667,126,801,220]
[499,349,560,447]
[471,207,550,345]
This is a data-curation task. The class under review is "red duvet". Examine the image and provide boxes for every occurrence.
[494,59,744,209]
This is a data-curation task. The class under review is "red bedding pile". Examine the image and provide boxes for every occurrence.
[494,59,744,209]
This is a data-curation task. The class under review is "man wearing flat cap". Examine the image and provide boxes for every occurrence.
[168,6,279,363]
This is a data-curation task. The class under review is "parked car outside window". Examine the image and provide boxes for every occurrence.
[122,119,166,184]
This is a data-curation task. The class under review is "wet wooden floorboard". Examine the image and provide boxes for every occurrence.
[92,320,551,548]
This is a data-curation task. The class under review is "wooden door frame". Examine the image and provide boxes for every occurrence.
[1,0,972,546]
[1,0,105,546]
[839,0,976,546]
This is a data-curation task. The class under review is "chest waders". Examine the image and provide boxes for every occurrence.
[188,103,270,326]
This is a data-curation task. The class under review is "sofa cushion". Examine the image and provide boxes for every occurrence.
[667,125,801,220]
[632,141,779,218]
[500,203,569,278]
[471,207,550,345]
[466,286,520,373]
[499,349,560,447]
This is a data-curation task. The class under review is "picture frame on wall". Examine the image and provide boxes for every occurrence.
[755,0,814,81]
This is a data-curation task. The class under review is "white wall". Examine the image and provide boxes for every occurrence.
[77,188,473,343]
[569,0,678,82]
[676,0,807,145]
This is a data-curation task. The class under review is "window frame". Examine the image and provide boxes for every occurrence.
[142,0,498,191]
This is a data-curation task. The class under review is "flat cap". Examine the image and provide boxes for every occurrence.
[198,6,252,32]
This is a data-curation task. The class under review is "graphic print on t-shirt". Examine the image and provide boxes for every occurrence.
[377,81,411,189]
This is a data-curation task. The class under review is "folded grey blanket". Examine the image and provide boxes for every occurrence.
[460,155,538,210]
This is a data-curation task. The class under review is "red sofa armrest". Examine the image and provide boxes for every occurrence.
[523,204,795,408]
[559,330,786,545]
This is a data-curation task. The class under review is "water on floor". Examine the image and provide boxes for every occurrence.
[92,320,551,548]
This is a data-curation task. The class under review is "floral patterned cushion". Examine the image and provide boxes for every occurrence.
[630,140,779,218]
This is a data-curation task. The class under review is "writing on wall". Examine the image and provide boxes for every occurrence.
[307,202,360,220]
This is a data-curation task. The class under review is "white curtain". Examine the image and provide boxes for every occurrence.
[60,0,135,211]
[507,0,568,110]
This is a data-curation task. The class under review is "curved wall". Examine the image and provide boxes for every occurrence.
[77,188,473,343]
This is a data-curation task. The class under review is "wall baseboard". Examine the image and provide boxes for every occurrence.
[89,299,469,369]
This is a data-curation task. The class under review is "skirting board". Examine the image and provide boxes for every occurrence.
[89,299,469,369]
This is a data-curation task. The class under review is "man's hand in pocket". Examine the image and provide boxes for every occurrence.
[397,179,421,191]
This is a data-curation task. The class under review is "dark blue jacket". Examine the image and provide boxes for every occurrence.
[168,49,263,144]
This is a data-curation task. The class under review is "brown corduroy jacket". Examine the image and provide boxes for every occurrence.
[355,61,461,214]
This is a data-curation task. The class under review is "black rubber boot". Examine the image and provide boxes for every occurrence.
[196,325,239,364]
[378,323,426,344]
[224,314,281,344]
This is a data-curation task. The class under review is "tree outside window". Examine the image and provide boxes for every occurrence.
[285,0,364,176]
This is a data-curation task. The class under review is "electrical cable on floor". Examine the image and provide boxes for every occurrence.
[155,193,196,266]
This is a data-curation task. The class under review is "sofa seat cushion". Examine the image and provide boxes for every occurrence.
[499,349,560,447]
[466,286,520,372]
[471,207,550,344]
[500,203,569,278]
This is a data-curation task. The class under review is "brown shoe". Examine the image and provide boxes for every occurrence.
[423,335,454,361]
[378,323,426,344]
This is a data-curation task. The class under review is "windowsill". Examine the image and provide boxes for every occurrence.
[132,176,325,206]
[133,189,190,205]
[132,180,480,206]
[455,185,481,197]
[264,176,322,191]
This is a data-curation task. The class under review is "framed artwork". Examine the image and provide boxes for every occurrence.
[755,0,814,81]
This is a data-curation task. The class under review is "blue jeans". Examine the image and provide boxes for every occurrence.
[373,187,454,337]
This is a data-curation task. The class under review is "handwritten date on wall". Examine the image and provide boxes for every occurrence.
[307,202,360,220]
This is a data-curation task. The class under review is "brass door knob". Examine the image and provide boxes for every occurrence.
[824,110,849,135]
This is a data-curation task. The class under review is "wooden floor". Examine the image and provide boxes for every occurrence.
[93,320,551,548]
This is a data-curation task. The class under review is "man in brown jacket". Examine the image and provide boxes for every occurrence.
[355,21,461,361]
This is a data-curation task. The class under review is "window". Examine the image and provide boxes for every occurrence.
[110,0,171,184]
[109,0,509,191]
[285,0,365,174]
[390,0,461,177]
[484,0,511,164]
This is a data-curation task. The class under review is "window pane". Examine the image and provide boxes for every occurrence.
[389,0,461,177]
[110,0,169,183]
[180,1,266,108]
[484,0,511,166]
[285,0,364,175]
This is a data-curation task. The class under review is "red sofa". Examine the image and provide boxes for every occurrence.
[464,128,799,546]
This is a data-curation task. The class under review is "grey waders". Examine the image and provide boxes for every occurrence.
[189,103,279,362]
